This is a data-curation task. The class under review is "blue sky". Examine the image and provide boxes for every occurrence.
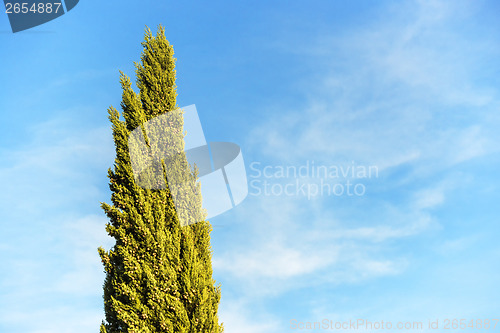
[1,1,500,332]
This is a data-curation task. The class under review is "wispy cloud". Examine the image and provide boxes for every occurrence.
[250,1,499,173]
[0,115,114,333]
[216,0,500,330]
[219,299,282,333]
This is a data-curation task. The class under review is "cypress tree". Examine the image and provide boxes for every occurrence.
[98,26,224,333]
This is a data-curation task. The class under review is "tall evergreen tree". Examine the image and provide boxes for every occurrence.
[98,26,223,333]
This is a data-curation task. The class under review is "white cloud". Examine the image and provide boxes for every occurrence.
[0,116,113,215]
[219,299,282,333]
[216,1,500,319]
[250,1,499,174]
[54,214,114,296]
[0,306,105,333]
[413,185,445,210]
[214,241,336,280]
[0,115,114,333]
[214,192,422,299]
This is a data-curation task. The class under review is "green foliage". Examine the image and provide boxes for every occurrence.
[98,26,223,333]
